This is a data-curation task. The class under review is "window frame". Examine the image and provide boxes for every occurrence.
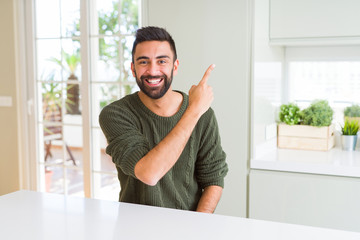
[17,0,148,197]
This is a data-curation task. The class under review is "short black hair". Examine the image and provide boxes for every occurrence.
[132,26,177,63]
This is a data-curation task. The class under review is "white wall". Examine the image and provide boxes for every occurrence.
[145,0,252,217]
[252,0,284,159]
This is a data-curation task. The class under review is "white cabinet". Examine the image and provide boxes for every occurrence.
[269,0,360,45]
[249,169,360,232]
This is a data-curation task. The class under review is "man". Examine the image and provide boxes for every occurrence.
[99,26,228,213]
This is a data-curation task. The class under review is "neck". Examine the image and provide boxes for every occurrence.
[138,88,183,117]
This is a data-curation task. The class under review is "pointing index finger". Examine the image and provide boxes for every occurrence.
[199,64,216,85]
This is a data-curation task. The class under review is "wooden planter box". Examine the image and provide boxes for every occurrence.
[277,123,335,151]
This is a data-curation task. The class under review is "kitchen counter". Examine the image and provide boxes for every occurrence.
[1,190,360,239]
[251,147,360,178]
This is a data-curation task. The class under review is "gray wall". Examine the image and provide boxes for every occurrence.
[145,0,252,217]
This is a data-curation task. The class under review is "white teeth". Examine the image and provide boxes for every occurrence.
[147,79,161,84]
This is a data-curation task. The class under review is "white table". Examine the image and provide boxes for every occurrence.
[1,190,359,240]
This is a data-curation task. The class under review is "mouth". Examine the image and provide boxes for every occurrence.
[143,76,165,86]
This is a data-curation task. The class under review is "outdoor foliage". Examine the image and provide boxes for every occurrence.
[279,103,301,125]
[341,119,359,135]
[344,104,360,117]
[97,0,139,108]
[300,100,333,127]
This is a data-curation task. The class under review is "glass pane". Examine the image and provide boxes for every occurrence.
[66,168,84,197]
[61,0,80,37]
[122,36,136,83]
[64,83,82,116]
[95,0,120,36]
[91,0,139,36]
[41,82,65,121]
[43,128,64,165]
[63,124,83,167]
[35,0,61,38]
[37,39,62,81]
[289,62,360,103]
[90,37,120,81]
[119,0,139,34]
[44,166,65,194]
[93,173,120,201]
[61,39,82,82]
[92,128,116,173]
[289,61,360,125]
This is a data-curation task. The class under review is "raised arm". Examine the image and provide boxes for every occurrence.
[134,64,216,186]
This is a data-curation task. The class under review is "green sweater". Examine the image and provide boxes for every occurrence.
[99,91,228,211]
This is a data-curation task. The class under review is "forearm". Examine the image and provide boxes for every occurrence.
[134,109,201,186]
[196,185,223,213]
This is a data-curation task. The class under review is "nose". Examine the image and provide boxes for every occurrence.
[145,61,160,75]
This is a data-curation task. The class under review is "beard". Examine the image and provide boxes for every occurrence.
[134,69,173,99]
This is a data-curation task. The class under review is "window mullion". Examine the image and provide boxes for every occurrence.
[80,0,92,198]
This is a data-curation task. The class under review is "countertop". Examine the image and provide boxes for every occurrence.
[1,190,360,239]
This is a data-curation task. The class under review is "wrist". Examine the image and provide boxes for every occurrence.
[184,106,202,121]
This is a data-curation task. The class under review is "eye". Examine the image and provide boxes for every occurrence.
[138,60,148,65]
[158,59,167,64]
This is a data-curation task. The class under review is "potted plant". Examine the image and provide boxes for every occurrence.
[49,50,81,115]
[299,100,333,127]
[341,119,359,151]
[279,103,301,125]
[344,104,360,128]
[277,100,335,151]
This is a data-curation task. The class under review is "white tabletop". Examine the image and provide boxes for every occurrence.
[1,190,359,240]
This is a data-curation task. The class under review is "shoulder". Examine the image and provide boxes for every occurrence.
[99,92,138,124]
[200,107,216,123]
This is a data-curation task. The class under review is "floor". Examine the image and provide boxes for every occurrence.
[44,144,120,201]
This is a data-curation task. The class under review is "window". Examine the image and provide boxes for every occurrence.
[251,45,360,177]
[285,46,360,125]
[32,0,141,200]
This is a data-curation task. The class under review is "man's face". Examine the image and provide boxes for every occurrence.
[131,41,179,99]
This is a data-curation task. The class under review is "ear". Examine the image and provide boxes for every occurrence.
[173,59,179,76]
[131,62,136,77]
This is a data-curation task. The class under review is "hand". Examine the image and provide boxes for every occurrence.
[188,64,215,117]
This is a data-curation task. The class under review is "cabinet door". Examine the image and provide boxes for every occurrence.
[270,0,360,43]
[249,170,360,232]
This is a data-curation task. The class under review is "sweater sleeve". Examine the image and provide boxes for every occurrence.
[195,108,228,189]
[99,102,150,179]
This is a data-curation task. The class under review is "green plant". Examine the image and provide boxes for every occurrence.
[344,104,360,117]
[341,119,359,135]
[49,49,80,76]
[48,49,81,114]
[279,103,301,125]
[300,100,333,127]
[41,72,74,119]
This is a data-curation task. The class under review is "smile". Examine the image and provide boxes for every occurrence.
[144,77,164,86]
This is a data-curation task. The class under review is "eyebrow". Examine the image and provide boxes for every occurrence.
[136,55,171,61]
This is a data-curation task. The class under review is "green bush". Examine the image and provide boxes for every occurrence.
[300,100,333,127]
[342,119,359,135]
[279,103,301,125]
[344,104,360,117]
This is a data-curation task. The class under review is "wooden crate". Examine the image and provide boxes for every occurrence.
[277,123,335,151]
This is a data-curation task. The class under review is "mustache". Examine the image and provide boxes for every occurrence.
[140,74,167,80]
